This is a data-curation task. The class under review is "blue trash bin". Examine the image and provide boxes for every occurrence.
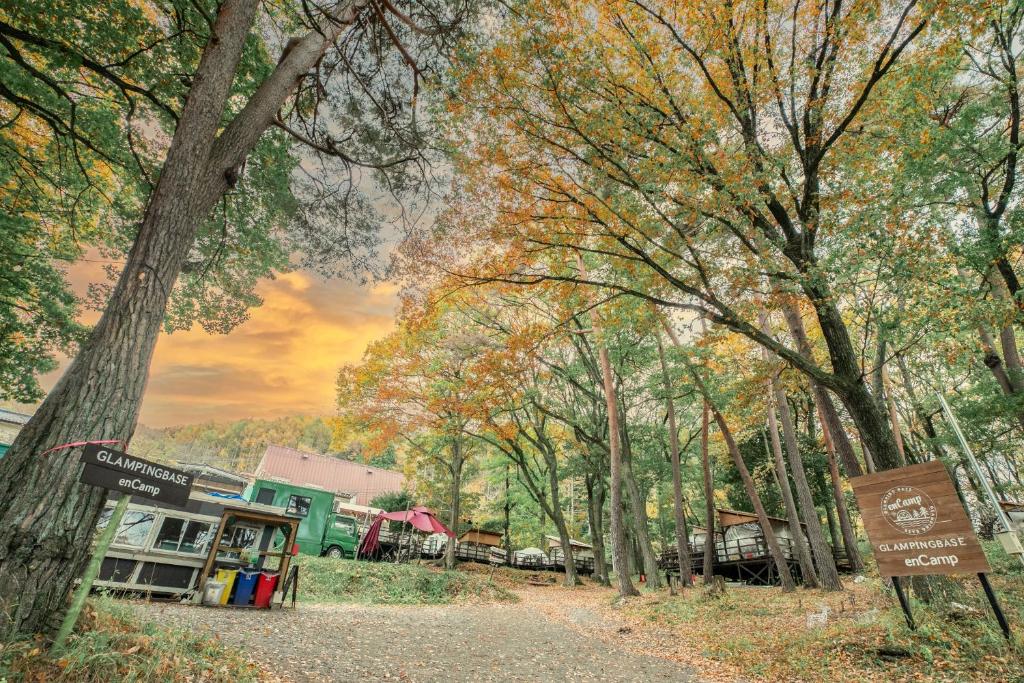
[233,569,260,606]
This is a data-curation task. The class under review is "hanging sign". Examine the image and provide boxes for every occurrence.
[851,460,989,576]
[78,443,193,506]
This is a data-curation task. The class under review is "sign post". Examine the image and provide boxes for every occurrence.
[851,461,1010,639]
[52,445,193,650]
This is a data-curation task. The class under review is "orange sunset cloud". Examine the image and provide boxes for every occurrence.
[30,269,397,428]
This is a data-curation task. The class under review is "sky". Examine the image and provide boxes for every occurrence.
[34,266,398,428]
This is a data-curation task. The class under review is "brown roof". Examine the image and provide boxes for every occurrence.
[716,508,807,529]
[254,445,406,506]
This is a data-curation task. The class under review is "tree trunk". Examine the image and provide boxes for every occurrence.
[581,253,637,597]
[620,419,662,588]
[711,406,797,592]
[0,0,269,637]
[766,405,818,587]
[773,381,843,591]
[585,471,610,586]
[656,335,693,586]
[780,303,864,477]
[598,344,638,596]
[503,465,513,565]
[445,438,463,570]
[816,401,864,572]
[700,401,715,583]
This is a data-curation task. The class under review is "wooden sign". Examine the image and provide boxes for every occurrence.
[79,444,193,506]
[851,460,989,577]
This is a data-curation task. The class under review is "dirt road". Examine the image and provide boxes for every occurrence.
[135,595,697,682]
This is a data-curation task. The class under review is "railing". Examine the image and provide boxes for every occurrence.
[660,534,797,570]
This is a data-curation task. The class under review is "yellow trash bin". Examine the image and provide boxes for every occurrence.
[215,568,238,605]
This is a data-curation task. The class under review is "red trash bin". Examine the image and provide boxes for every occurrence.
[253,571,279,608]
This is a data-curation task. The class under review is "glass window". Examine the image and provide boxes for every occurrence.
[153,517,214,555]
[333,518,355,536]
[98,508,155,548]
[286,495,311,517]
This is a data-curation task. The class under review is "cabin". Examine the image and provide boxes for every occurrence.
[659,509,807,586]
[252,444,405,506]
[544,535,597,575]
[95,490,298,600]
[511,546,551,570]
[455,528,503,563]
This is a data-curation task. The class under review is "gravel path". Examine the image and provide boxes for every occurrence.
[134,599,697,682]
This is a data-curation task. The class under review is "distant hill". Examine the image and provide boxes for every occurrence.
[131,415,361,474]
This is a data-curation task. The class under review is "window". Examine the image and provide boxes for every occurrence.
[97,508,154,548]
[255,487,276,505]
[154,517,214,555]
[286,495,311,517]
[333,518,356,536]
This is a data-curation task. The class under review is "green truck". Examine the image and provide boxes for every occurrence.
[245,479,360,558]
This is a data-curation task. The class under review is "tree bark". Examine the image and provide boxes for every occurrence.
[619,413,662,588]
[780,303,864,477]
[700,401,715,583]
[581,252,638,597]
[816,401,864,572]
[656,334,693,586]
[444,438,463,570]
[766,406,818,587]
[0,0,266,637]
[585,471,610,586]
[773,380,843,591]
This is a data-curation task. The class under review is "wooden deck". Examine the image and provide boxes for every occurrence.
[659,535,853,586]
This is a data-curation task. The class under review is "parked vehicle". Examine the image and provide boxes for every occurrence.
[246,479,360,558]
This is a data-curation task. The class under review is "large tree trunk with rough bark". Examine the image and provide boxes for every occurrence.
[0,0,371,638]
[619,416,662,588]
[656,335,692,586]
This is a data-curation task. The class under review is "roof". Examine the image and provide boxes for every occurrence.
[545,534,592,550]
[253,444,406,506]
[0,408,31,426]
[716,508,807,529]
[175,462,249,485]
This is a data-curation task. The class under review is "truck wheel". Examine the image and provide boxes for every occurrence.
[325,546,344,559]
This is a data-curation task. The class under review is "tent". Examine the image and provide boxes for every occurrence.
[357,506,454,559]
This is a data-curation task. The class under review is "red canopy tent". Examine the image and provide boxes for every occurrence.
[357,506,455,559]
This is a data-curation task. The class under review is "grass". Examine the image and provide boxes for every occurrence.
[0,596,265,682]
[292,555,519,605]
[616,542,1024,682]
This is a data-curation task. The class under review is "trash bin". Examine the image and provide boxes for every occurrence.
[233,568,260,606]
[253,571,280,608]
[215,568,238,605]
[203,580,226,606]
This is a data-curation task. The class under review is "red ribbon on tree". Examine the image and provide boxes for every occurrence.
[41,439,124,456]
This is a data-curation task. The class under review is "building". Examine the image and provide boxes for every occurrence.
[0,408,31,458]
[175,462,250,495]
[252,444,406,507]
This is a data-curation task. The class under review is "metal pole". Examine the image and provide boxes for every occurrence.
[891,576,916,630]
[53,494,130,651]
[936,393,1022,567]
[977,572,1011,639]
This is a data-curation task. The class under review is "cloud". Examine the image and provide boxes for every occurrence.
[37,270,397,427]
